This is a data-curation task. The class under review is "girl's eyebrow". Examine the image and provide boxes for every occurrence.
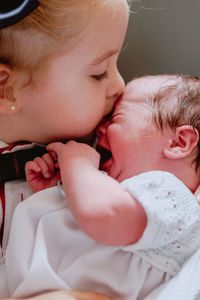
[89,49,119,66]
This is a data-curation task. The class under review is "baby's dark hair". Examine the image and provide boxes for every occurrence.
[149,74,200,169]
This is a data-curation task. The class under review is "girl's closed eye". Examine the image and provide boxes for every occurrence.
[92,71,109,81]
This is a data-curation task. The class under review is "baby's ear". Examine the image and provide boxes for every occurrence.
[0,64,17,114]
[163,125,199,159]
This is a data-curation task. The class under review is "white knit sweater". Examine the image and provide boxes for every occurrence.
[121,171,200,276]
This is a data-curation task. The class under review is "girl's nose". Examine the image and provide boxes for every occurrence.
[107,71,125,102]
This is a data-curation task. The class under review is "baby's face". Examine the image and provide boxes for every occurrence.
[13,0,128,144]
[96,78,169,182]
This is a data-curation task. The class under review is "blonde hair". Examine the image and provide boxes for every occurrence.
[0,0,102,72]
[0,0,130,73]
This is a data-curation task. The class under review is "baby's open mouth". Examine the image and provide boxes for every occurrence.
[96,145,112,170]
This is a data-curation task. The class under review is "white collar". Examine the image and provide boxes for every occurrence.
[0,140,41,153]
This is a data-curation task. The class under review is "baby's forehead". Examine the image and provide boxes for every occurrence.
[124,75,179,104]
[126,76,174,92]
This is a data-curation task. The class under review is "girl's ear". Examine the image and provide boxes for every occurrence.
[163,125,199,159]
[0,64,18,114]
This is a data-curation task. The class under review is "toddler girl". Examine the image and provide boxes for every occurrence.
[0,0,129,299]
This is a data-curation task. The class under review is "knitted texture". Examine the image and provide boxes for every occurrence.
[121,171,200,276]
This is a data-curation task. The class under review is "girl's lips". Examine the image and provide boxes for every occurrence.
[96,144,112,170]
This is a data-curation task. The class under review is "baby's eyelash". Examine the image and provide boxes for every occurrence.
[92,71,108,81]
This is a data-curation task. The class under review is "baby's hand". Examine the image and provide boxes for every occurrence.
[47,141,100,169]
[25,153,61,193]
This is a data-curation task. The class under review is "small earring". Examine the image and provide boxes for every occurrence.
[11,105,15,111]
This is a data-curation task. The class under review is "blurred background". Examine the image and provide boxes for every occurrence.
[118,0,200,83]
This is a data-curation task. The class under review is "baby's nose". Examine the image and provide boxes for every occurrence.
[96,122,107,137]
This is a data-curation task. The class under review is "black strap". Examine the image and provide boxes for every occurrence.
[0,145,47,184]
[0,0,39,29]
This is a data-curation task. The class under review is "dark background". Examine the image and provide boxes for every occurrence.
[118,0,200,83]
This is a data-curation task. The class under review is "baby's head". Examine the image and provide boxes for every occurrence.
[0,0,129,144]
[97,74,200,190]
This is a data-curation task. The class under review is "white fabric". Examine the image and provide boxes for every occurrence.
[0,263,9,297]
[5,171,200,299]
[144,246,200,300]
[155,246,200,300]
[121,172,200,276]
[0,142,35,296]
[0,142,34,265]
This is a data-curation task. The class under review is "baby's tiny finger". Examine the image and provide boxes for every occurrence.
[50,151,57,162]
[34,157,50,178]
[42,153,55,174]
[25,161,41,173]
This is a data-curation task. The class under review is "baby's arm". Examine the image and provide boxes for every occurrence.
[47,141,147,246]
[25,153,61,193]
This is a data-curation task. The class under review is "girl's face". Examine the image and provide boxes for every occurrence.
[12,0,129,144]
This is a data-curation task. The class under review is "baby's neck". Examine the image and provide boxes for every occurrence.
[164,159,200,193]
